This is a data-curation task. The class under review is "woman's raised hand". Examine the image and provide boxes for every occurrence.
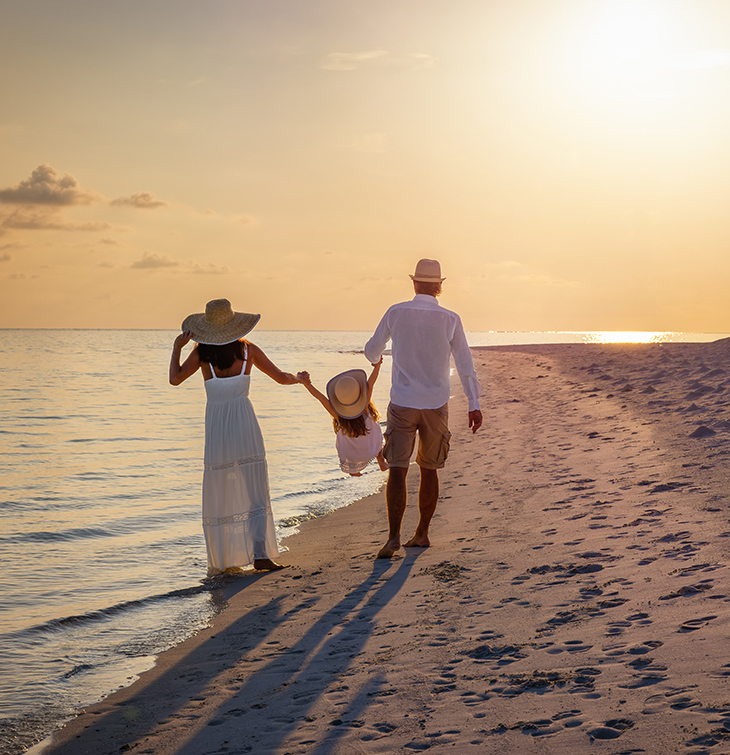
[174,330,193,349]
[296,371,311,385]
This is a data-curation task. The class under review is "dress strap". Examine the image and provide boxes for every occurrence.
[241,343,248,372]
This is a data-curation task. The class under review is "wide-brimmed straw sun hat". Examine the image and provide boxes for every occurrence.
[181,299,261,345]
[326,369,369,420]
[409,258,445,282]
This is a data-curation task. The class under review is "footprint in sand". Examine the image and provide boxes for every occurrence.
[543,641,594,655]
[627,640,664,655]
[678,615,718,632]
[586,718,635,740]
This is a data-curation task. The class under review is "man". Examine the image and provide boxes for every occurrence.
[364,259,483,559]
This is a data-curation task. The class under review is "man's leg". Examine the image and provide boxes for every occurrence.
[376,466,408,558]
[404,466,439,548]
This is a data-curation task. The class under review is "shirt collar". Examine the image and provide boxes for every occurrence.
[412,294,440,306]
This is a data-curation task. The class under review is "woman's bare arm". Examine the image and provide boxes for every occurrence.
[169,330,201,385]
[249,342,301,385]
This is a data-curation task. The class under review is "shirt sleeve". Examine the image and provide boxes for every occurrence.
[451,317,482,411]
[364,310,391,363]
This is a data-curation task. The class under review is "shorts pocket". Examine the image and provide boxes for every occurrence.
[436,430,451,466]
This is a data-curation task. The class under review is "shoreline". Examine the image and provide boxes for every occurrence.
[32,340,730,754]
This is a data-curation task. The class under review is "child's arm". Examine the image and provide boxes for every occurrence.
[297,372,340,420]
[366,356,383,400]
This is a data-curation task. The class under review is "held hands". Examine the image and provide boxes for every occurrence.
[296,371,312,385]
[468,409,483,434]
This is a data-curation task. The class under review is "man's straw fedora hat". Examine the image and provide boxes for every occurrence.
[181,299,261,345]
[410,258,445,282]
[326,369,369,420]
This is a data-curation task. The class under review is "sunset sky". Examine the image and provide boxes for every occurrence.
[2,0,730,332]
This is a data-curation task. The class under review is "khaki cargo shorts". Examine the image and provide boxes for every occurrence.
[383,403,451,470]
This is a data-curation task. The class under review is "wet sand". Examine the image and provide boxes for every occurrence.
[35,340,730,754]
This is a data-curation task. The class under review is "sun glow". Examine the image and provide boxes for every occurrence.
[558,0,690,104]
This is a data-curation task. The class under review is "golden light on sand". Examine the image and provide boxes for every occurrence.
[582,331,672,344]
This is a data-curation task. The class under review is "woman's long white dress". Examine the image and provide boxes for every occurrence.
[202,353,279,574]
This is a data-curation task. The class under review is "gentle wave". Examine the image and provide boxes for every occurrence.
[8,584,219,639]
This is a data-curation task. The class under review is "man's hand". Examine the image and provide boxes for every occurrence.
[468,409,483,434]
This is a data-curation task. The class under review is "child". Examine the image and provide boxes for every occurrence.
[298,359,389,476]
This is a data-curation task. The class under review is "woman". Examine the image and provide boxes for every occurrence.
[169,298,303,575]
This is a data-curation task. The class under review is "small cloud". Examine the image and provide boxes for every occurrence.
[130,252,179,269]
[0,164,100,205]
[190,262,229,275]
[0,253,12,262]
[9,272,39,279]
[110,191,169,209]
[99,260,115,268]
[230,214,256,225]
[321,50,390,71]
[321,50,436,71]
[99,237,118,245]
[1,208,111,232]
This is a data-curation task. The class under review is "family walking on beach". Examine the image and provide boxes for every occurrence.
[169,259,482,576]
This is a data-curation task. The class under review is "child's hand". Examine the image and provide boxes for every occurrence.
[371,356,383,366]
[296,371,311,385]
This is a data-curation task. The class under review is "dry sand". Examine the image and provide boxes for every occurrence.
[33,340,730,755]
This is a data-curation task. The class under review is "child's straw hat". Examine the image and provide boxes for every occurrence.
[327,369,368,419]
[181,299,260,345]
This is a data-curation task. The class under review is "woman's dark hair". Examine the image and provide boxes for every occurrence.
[197,339,245,370]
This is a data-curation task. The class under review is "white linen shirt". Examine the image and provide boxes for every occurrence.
[364,294,481,412]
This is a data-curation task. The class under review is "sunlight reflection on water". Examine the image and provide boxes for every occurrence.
[582,331,673,344]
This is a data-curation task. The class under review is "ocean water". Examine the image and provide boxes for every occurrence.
[1,328,726,754]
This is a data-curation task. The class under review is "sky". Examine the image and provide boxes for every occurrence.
[2,0,730,332]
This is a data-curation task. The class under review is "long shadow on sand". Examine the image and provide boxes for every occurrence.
[42,555,420,754]
[178,554,420,754]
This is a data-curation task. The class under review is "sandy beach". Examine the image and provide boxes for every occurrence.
[32,340,730,755]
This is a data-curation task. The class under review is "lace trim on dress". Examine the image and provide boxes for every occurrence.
[203,507,272,526]
[204,453,266,471]
[340,454,377,474]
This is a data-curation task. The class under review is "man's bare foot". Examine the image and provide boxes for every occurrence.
[253,558,287,571]
[404,535,430,548]
[376,539,401,559]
